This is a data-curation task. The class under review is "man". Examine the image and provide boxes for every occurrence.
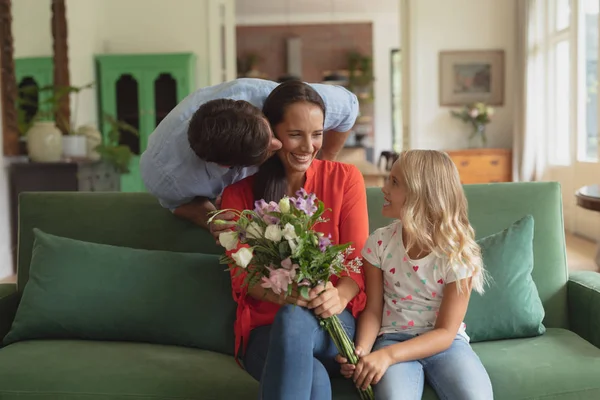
[140,78,358,240]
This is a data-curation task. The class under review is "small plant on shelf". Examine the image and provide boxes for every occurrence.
[95,113,139,174]
[16,82,94,136]
[347,51,374,101]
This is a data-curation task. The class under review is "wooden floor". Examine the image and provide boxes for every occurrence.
[0,233,597,284]
[0,274,15,284]
[566,233,598,272]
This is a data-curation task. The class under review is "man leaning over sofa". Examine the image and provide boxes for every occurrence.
[140,78,359,241]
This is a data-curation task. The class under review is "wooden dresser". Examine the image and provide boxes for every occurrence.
[446,148,513,184]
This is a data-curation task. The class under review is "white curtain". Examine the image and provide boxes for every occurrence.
[514,0,547,182]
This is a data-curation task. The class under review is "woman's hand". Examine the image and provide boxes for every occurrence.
[278,284,311,307]
[307,281,348,318]
[249,282,311,307]
[352,348,392,389]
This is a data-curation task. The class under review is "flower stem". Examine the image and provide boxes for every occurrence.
[321,315,374,400]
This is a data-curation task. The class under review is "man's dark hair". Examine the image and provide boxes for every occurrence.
[187,99,272,166]
[253,81,326,203]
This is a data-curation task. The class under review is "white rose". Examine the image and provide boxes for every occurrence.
[282,223,297,240]
[279,197,291,214]
[288,239,298,254]
[487,107,495,116]
[246,222,264,239]
[264,224,283,242]
[219,231,239,251]
[232,247,253,268]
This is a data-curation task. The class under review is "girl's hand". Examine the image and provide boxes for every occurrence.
[353,349,392,389]
[335,346,366,378]
[308,281,347,318]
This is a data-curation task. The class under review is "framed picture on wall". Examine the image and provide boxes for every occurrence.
[439,50,504,106]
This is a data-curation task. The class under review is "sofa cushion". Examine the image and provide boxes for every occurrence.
[464,215,546,341]
[1,330,592,400]
[471,328,600,400]
[330,328,600,400]
[0,340,258,400]
[3,229,236,355]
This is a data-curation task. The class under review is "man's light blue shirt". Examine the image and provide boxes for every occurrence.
[140,78,358,210]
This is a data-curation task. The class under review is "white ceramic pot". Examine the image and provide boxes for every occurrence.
[76,125,102,161]
[26,121,63,162]
[62,135,88,159]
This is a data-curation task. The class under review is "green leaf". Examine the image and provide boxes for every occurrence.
[94,144,133,173]
[300,286,310,300]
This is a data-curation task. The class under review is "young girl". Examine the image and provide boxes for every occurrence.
[337,150,493,399]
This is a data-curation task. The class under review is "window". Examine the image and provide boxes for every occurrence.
[556,0,571,30]
[580,0,598,161]
[553,40,571,165]
[528,0,599,165]
[391,49,403,153]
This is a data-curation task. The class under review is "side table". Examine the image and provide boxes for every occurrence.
[575,185,600,267]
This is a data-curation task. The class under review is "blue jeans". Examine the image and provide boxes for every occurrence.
[243,304,356,400]
[372,333,493,400]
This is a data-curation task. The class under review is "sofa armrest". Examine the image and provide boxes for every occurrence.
[0,283,18,343]
[568,271,600,348]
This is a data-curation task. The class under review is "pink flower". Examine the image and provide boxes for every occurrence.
[261,266,295,295]
[280,257,299,271]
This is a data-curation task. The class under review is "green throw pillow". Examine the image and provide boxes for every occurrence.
[465,215,546,342]
[3,229,236,355]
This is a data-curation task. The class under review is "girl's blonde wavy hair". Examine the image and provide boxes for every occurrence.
[397,150,486,294]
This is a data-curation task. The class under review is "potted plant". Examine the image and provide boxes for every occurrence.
[94,113,139,174]
[16,83,138,171]
[450,102,495,148]
[16,82,93,161]
[347,51,374,101]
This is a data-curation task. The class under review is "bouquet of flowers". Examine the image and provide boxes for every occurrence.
[450,102,494,147]
[209,189,374,400]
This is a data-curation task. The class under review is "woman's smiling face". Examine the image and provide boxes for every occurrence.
[273,101,324,174]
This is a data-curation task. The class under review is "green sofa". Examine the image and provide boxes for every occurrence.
[0,182,600,399]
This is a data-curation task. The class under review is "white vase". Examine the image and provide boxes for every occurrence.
[62,135,88,159]
[76,125,102,161]
[26,121,63,162]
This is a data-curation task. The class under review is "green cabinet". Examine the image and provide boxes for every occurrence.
[95,53,196,192]
[15,57,54,131]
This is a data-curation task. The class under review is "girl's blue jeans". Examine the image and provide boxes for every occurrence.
[372,332,494,400]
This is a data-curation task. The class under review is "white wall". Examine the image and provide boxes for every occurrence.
[237,5,401,159]
[66,0,102,129]
[1,0,52,279]
[0,79,13,280]
[13,0,53,58]
[408,0,516,150]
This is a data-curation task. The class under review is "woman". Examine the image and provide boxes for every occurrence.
[220,80,369,399]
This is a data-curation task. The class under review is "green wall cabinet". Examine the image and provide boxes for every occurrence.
[95,53,196,192]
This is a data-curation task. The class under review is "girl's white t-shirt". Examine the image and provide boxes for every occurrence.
[361,221,471,340]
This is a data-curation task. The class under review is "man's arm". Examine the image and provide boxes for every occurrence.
[320,130,352,161]
[173,197,234,241]
[309,83,359,160]
[173,197,215,229]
